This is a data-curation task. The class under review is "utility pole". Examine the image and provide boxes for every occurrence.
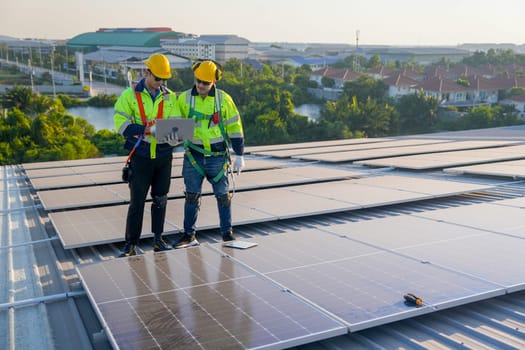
[51,45,56,97]
[28,59,34,93]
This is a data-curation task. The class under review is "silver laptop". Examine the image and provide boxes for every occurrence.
[155,118,195,144]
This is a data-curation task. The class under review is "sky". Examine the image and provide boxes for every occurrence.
[1,0,524,46]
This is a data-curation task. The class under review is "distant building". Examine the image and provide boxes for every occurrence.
[160,34,249,63]
[500,93,525,117]
[198,35,250,63]
[365,46,471,65]
[67,27,183,51]
[161,37,216,61]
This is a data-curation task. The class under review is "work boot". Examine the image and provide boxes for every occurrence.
[172,233,199,249]
[153,237,172,252]
[222,231,236,242]
[118,243,137,257]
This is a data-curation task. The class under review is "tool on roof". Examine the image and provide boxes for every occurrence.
[403,293,423,307]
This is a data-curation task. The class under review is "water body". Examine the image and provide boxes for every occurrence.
[67,106,115,131]
[294,104,322,121]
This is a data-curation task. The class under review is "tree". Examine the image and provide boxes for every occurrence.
[342,75,388,102]
[321,76,335,88]
[396,92,439,134]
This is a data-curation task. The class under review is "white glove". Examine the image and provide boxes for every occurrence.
[233,155,245,175]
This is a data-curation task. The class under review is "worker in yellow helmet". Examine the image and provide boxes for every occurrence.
[172,60,245,248]
[113,53,180,257]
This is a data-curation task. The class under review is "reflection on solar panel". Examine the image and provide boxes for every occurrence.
[50,175,491,249]
[221,228,502,331]
[355,143,525,169]
[77,247,346,349]
[445,159,525,178]
[296,140,520,163]
[415,199,525,240]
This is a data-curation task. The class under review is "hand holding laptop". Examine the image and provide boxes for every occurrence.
[155,118,195,146]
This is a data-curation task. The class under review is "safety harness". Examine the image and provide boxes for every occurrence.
[184,89,231,183]
[135,90,164,159]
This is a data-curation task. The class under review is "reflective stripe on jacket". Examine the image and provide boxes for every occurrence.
[177,85,244,155]
[114,79,179,159]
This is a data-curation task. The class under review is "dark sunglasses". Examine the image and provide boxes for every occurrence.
[196,79,212,86]
[148,70,166,82]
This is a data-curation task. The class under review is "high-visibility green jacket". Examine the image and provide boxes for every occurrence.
[114,79,179,159]
[177,85,244,156]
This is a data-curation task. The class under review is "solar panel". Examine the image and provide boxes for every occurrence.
[76,247,346,349]
[251,138,450,158]
[444,159,525,179]
[22,156,128,170]
[356,143,525,169]
[245,137,392,153]
[249,138,396,158]
[295,140,520,163]
[37,186,127,210]
[221,227,502,331]
[49,203,179,249]
[415,200,525,240]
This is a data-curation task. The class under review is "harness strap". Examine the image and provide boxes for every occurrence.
[184,141,229,183]
[135,90,164,158]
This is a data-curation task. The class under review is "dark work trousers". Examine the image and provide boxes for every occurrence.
[125,153,172,244]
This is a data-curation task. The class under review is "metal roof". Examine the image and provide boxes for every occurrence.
[67,31,182,49]
[3,126,525,349]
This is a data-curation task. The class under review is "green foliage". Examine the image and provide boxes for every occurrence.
[91,129,127,156]
[87,94,117,107]
[58,94,85,108]
[342,75,388,102]
[0,91,100,165]
[396,92,439,134]
[321,76,335,88]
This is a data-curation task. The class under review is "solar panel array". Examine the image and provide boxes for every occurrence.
[295,140,520,163]
[49,175,490,248]
[77,204,525,349]
[356,143,525,170]
[23,137,525,349]
[37,165,363,211]
[77,246,347,349]
[250,138,450,158]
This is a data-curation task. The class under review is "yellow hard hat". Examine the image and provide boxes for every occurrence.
[144,53,172,79]
[192,60,222,82]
